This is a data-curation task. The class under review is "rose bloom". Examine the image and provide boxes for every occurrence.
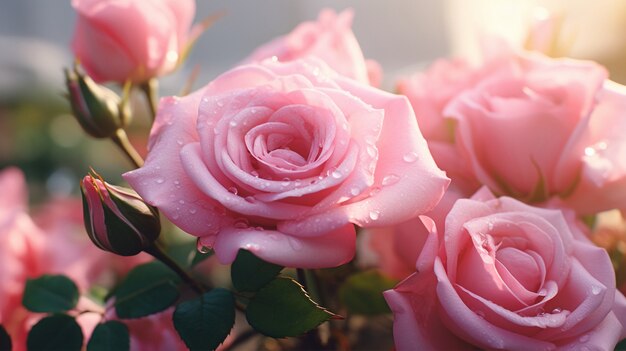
[71,0,196,83]
[243,8,381,86]
[125,58,448,268]
[384,187,626,351]
[445,51,626,214]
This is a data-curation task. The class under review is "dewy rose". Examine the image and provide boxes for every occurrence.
[384,188,626,351]
[445,50,626,213]
[81,172,160,256]
[124,58,449,268]
[71,0,196,83]
[242,8,381,86]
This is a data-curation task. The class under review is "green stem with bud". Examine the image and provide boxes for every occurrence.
[144,243,205,295]
[111,129,144,168]
[140,78,159,122]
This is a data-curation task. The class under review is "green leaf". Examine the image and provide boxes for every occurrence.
[113,261,181,319]
[87,321,129,351]
[0,325,11,351]
[246,278,334,338]
[22,275,79,313]
[27,314,83,351]
[173,288,235,350]
[338,270,398,315]
[231,249,283,292]
[616,338,626,351]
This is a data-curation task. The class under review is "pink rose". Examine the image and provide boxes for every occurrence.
[445,51,626,214]
[384,188,626,351]
[124,58,448,268]
[71,0,196,83]
[396,58,481,142]
[243,8,381,86]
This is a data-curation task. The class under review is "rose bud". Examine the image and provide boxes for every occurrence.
[65,66,129,138]
[80,172,160,256]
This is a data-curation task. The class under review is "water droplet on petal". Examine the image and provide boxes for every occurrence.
[197,237,213,253]
[366,145,377,158]
[179,199,185,204]
[350,187,361,196]
[551,308,562,314]
[369,210,380,221]
[591,286,602,295]
[382,174,400,186]
[579,334,590,343]
[216,100,224,107]
[244,196,256,203]
[155,178,164,184]
[229,120,237,127]
[251,170,259,178]
[228,187,238,195]
[189,208,197,214]
[403,152,418,163]
[331,170,342,179]
[176,139,184,146]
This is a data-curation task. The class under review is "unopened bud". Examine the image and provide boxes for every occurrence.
[65,67,129,138]
[80,172,160,256]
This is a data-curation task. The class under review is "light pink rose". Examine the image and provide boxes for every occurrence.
[396,58,481,142]
[71,0,196,83]
[125,58,448,268]
[445,51,626,214]
[243,8,381,86]
[384,188,626,351]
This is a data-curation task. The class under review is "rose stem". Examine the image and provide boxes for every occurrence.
[111,129,144,168]
[140,78,159,122]
[144,243,205,295]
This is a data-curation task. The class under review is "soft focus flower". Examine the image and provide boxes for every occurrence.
[444,51,626,213]
[243,8,381,86]
[384,188,626,351]
[71,0,196,83]
[125,58,448,268]
[80,172,160,256]
[0,168,129,350]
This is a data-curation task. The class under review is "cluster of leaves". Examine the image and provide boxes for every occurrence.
[2,240,403,351]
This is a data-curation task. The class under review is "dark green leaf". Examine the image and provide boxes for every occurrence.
[22,275,79,313]
[27,314,83,351]
[173,288,235,350]
[231,250,283,292]
[0,325,11,351]
[338,270,398,315]
[113,261,181,318]
[616,338,626,351]
[87,321,129,351]
[246,278,334,338]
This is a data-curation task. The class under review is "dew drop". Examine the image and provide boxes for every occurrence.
[382,174,400,186]
[216,100,224,107]
[591,285,602,295]
[179,199,185,204]
[229,120,238,127]
[403,152,418,163]
[196,238,213,253]
[244,196,256,203]
[155,178,165,184]
[281,180,290,187]
[176,139,184,146]
[228,187,238,195]
[189,208,197,214]
[350,187,361,196]
[331,170,342,179]
[579,334,590,343]
[251,170,259,178]
[369,210,380,221]
[551,308,562,314]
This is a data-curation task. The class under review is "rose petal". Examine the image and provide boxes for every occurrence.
[207,223,356,268]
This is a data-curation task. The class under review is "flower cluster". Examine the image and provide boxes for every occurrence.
[3,1,626,350]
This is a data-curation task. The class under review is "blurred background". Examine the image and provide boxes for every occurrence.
[1,0,625,203]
